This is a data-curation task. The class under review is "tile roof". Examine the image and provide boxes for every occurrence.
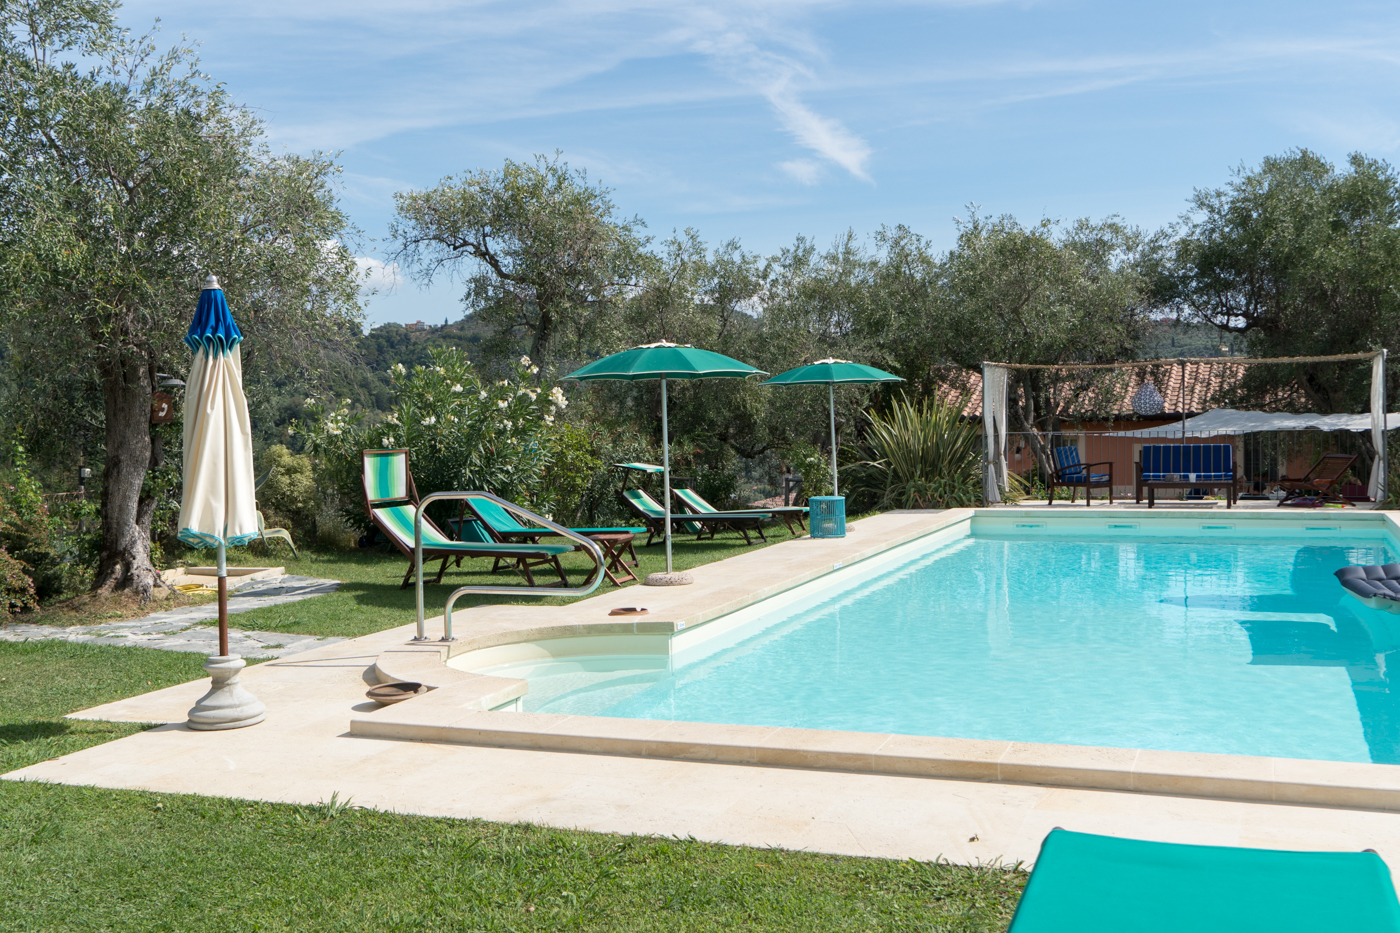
[935,362,1254,420]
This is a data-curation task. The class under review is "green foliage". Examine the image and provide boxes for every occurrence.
[391,153,649,364]
[257,445,319,539]
[851,396,984,510]
[1174,149,1400,413]
[541,423,604,523]
[0,441,92,605]
[300,347,569,525]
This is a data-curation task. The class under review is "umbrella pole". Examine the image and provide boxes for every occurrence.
[829,383,839,498]
[217,540,228,657]
[662,377,673,573]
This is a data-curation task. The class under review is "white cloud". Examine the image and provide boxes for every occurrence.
[778,158,823,184]
[767,87,871,181]
[356,257,403,294]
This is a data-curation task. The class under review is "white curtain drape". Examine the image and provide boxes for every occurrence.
[982,363,1010,504]
[1371,351,1389,500]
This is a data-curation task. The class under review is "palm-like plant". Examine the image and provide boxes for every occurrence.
[854,395,984,510]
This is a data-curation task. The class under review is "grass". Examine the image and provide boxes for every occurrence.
[0,619,1027,933]
[0,641,210,774]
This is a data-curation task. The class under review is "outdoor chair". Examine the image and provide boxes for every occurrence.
[361,449,573,589]
[1275,453,1358,505]
[255,510,298,558]
[1046,446,1113,507]
[1006,828,1400,932]
[1135,443,1238,507]
[672,487,808,536]
[621,488,773,547]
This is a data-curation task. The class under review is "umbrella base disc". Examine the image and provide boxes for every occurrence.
[643,571,693,586]
[188,655,266,731]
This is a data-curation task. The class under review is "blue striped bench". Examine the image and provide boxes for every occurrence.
[1135,444,1238,508]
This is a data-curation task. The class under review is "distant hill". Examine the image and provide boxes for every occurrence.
[1139,319,1247,359]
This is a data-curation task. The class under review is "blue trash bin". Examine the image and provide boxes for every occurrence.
[809,496,846,538]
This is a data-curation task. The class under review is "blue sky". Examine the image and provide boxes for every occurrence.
[118,0,1400,327]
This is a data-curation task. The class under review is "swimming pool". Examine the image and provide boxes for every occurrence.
[470,514,1400,765]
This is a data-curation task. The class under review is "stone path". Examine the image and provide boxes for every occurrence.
[0,575,345,658]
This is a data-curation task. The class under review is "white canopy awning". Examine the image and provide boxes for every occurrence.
[1106,408,1400,438]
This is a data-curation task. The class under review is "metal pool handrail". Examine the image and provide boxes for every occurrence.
[414,491,605,641]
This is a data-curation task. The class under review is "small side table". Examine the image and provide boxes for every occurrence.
[586,532,639,586]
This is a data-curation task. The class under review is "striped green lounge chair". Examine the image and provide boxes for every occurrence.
[1008,829,1400,932]
[621,488,773,547]
[459,496,642,575]
[672,487,808,536]
[362,449,573,589]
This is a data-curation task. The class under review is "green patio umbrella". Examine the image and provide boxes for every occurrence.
[563,342,766,577]
[761,359,903,497]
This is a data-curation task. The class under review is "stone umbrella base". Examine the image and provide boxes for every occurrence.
[187,655,266,730]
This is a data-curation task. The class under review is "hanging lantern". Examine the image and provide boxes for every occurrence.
[1132,381,1166,416]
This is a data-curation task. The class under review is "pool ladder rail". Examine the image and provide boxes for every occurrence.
[412,491,605,642]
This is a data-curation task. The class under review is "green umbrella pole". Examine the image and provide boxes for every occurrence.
[662,377,673,572]
[829,383,839,498]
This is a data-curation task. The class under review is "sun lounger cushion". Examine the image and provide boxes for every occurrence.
[372,504,571,556]
[1336,564,1400,602]
[1008,829,1400,932]
[1139,444,1234,482]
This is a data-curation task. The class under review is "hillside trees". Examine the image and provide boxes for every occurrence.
[0,1,361,597]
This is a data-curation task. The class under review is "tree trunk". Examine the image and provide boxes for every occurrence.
[92,354,160,598]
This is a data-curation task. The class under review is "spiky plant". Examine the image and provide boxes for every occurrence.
[856,395,984,509]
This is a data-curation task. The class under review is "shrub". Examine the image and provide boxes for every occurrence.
[0,442,90,605]
[299,348,569,528]
[256,445,319,539]
[851,395,983,509]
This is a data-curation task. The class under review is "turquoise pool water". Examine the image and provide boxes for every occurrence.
[506,529,1400,764]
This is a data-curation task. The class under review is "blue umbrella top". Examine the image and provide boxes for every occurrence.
[185,275,243,356]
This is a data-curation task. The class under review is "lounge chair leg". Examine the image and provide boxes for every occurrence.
[755,524,768,543]
[1047,482,1055,505]
[433,557,449,585]
[551,556,567,586]
[518,558,535,587]
[400,561,415,590]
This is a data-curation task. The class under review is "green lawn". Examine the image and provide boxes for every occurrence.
[208,524,807,639]
[0,639,1026,933]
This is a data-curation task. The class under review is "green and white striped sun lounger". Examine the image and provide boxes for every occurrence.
[362,449,573,588]
[672,487,808,536]
[621,488,773,547]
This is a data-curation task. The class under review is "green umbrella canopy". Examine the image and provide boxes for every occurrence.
[562,342,766,381]
[561,343,765,576]
[761,359,903,501]
[760,358,903,385]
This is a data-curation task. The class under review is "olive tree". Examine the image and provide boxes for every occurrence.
[0,1,362,597]
[389,154,649,367]
[1173,149,1400,413]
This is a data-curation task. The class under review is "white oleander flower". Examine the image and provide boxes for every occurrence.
[393,363,406,375]
[451,384,463,393]
[421,416,436,426]
[497,399,508,409]
[479,391,488,400]
[447,414,458,422]
[549,386,568,410]
[435,366,445,374]
[382,437,394,447]
[385,414,400,426]
[519,355,531,367]
[543,414,555,425]
[502,419,512,430]
[530,365,539,375]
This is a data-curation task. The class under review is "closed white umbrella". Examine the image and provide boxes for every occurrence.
[181,275,265,730]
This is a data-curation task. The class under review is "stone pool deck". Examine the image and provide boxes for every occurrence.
[9,508,1400,878]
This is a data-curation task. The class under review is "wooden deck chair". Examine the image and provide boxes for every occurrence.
[361,449,573,589]
[1276,453,1358,505]
[1047,446,1114,507]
